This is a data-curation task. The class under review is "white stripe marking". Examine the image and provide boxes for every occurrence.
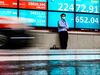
[0,55,99,61]
[10,37,35,39]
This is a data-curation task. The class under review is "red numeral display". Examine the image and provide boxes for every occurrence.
[0,0,17,8]
[19,1,47,10]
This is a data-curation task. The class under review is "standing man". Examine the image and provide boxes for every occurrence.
[58,13,69,49]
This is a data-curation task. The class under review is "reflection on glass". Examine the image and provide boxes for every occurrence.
[0,60,100,75]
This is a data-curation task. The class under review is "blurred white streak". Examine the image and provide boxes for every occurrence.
[0,16,35,24]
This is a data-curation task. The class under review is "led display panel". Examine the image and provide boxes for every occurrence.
[19,10,46,26]
[0,0,99,30]
[48,12,74,28]
[0,8,17,17]
[48,0,74,12]
[0,0,17,8]
[19,0,47,10]
[76,0,100,13]
[76,14,100,29]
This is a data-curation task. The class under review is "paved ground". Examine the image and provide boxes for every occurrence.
[0,49,100,75]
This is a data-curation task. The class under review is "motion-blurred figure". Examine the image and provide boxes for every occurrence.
[0,17,35,49]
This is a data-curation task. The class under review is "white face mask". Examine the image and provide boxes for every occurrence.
[62,17,66,19]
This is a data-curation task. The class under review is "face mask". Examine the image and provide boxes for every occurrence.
[62,17,65,19]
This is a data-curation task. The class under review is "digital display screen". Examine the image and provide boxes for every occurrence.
[19,10,46,27]
[48,12,74,28]
[0,0,17,8]
[19,0,47,10]
[0,8,17,17]
[76,14,100,29]
[0,0,99,30]
[76,0,100,13]
[48,0,74,12]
